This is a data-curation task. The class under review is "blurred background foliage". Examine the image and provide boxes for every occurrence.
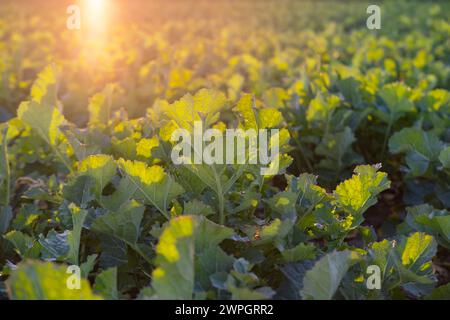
[0,0,448,124]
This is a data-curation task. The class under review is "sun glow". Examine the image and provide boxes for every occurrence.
[87,0,106,12]
[83,0,109,36]
[80,0,113,63]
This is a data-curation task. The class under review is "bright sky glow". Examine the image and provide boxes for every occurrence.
[84,0,108,35]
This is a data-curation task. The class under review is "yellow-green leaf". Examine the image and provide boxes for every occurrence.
[136,136,159,158]
[7,260,101,300]
[334,164,390,218]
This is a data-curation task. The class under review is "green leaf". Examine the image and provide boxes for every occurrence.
[234,94,258,130]
[402,205,450,249]
[30,64,59,106]
[152,216,195,299]
[152,215,233,299]
[4,230,41,259]
[183,162,245,224]
[337,77,363,108]
[285,173,327,211]
[282,243,317,263]
[38,230,69,260]
[17,65,72,171]
[398,232,436,272]
[118,159,184,219]
[193,88,228,125]
[136,136,159,159]
[11,205,40,231]
[91,201,150,263]
[161,89,226,131]
[425,283,450,300]
[80,254,98,278]
[307,93,340,123]
[389,128,443,159]
[266,191,298,215]
[315,127,361,172]
[60,125,102,161]
[248,218,294,246]
[232,190,260,214]
[17,100,70,164]
[93,267,118,300]
[137,287,155,299]
[88,84,114,127]
[258,108,283,129]
[423,89,450,112]
[263,87,289,109]
[368,239,395,277]
[67,205,88,265]
[91,201,144,246]
[279,261,315,300]
[368,232,437,298]
[101,177,139,211]
[196,247,234,290]
[62,175,95,209]
[183,199,214,216]
[439,146,450,169]
[172,166,207,195]
[228,286,275,300]
[78,154,117,199]
[405,151,431,176]
[434,216,450,245]
[393,232,437,297]
[7,260,101,300]
[111,137,137,159]
[194,216,233,252]
[377,82,415,123]
[0,206,12,235]
[316,127,356,159]
[0,123,10,206]
[301,250,360,300]
[334,164,390,221]
[389,128,444,175]
[98,235,128,268]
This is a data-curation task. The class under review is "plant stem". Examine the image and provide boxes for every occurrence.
[381,117,393,162]
[213,168,225,225]
[218,191,225,225]
[1,127,10,206]
[211,166,225,224]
